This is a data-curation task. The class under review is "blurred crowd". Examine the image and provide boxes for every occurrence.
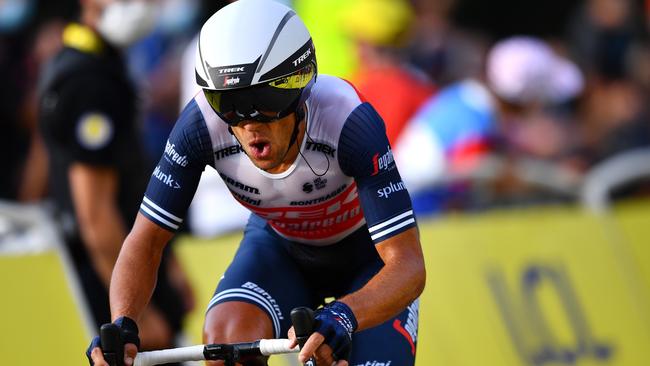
[2,0,650,221]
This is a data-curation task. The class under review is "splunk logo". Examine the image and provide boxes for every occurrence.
[377,181,406,198]
[164,140,188,167]
[153,166,180,189]
[371,146,395,176]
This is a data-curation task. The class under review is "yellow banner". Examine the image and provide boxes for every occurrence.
[416,202,650,365]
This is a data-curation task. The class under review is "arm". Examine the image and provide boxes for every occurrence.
[69,163,126,286]
[110,213,174,321]
[298,102,425,365]
[338,227,425,331]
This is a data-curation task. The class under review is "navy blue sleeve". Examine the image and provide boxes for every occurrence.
[139,100,213,232]
[338,103,416,243]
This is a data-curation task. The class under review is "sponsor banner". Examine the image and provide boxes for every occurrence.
[416,203,650,366]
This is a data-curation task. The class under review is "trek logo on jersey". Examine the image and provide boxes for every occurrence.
[371,146,395,176]
[153,166,180,189]
[215,144,245,160]
[164,140,188,167]
[377,181,406,198]
[217,66,245,74]
[305,140,336,157]
[292,48,312,67]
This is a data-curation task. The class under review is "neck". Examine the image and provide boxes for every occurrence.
[264,113,306,174]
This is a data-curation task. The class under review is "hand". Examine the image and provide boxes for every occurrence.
[296,301,357,365]
[86,317,141,366]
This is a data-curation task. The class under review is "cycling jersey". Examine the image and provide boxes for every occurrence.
[140,75,416,245]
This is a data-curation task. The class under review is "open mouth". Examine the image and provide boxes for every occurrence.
[249,140,271,159]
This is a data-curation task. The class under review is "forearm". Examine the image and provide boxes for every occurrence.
[339,230,426,331]
[110,213,171,322]
[78,206,127,286]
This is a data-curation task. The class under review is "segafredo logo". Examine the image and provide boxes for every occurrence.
[164,140,188,167]
[224,76,240,86]
[377,181,406,198]
[293,48,312,67]
[371,146,395,176]
[217,66,245,74]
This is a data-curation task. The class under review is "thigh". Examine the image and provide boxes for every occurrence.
[206,215,317,339]
[349,298,420,366]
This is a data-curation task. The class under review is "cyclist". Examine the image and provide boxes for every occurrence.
[88,0,425,365]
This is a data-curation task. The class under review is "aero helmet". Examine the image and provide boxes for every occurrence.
[195,0,317,125]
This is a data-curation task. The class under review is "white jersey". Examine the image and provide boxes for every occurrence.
[140,75,416,245]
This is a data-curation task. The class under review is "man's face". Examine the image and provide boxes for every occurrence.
[230,113,300,173]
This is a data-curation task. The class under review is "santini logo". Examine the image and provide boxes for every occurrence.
[164,140,188,167]
[371,146,394,176]
[377,181,406,198]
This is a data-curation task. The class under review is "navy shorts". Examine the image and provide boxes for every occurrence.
[207,214,419,365]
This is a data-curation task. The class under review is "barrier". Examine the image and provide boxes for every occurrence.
[2,200,648,365]
[415,201,650,365]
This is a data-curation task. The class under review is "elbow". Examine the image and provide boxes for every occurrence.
[412,260,426,299]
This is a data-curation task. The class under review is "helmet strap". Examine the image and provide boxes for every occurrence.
[278,103,305,164]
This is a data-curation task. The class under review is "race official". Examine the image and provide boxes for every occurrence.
[38,0,192,355]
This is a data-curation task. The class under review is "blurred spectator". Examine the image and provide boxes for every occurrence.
[567,0,650,166]
[37,0,193,353]
[340,0,436,144]
[395,36,585,215]
[0,0,39,200]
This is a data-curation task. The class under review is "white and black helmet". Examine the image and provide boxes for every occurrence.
[195,0,317,125]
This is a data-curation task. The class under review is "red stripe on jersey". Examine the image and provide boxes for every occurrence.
[234,183,364,241]
[342,79,367,103]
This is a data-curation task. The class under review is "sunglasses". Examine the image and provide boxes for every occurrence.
[203,63,315,126]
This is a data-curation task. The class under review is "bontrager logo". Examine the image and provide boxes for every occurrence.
[292,48,311,67]
[371,146,395,176]
[153,166,180,189]
[164,140,188,167]
[377,181,406,198]
[218,67,245,74]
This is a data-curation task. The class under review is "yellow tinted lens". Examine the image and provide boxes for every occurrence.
[203,89,223,112]
[268,64,314,90]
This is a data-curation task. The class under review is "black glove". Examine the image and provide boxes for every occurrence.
[313,301,358,362]
[86,316,140,366]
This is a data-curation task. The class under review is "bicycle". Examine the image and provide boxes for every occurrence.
[100,307,316,366]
